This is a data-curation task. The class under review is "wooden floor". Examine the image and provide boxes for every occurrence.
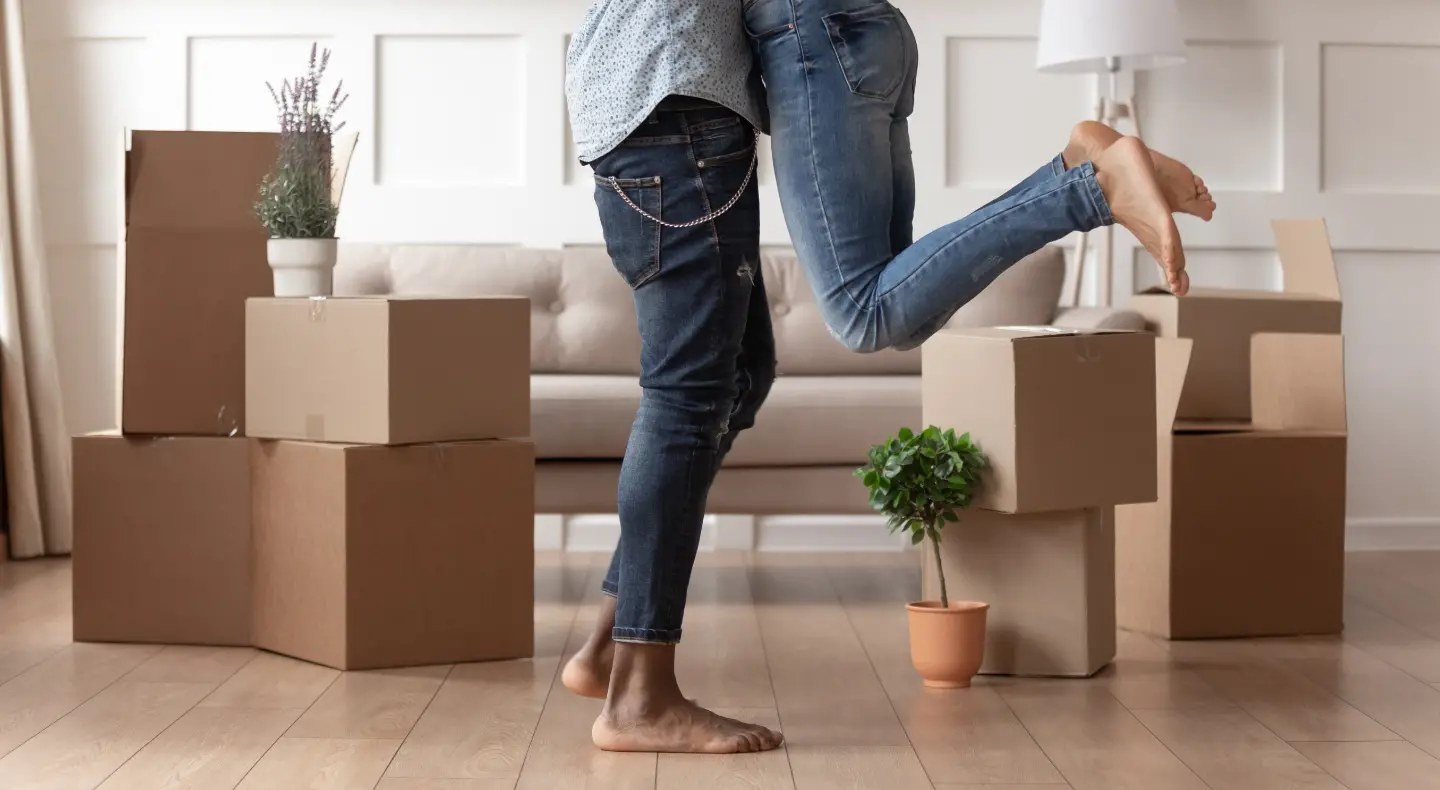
[3,552,1440,789]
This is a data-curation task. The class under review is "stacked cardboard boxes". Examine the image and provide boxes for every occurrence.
[921,327,1158,677]
[245,295,534,670]
[1119,219,1348,638]
[73,131,539,670]
[72,131,277,646]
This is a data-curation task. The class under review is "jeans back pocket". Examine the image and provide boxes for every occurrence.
[824,2,906,100]
[593,175,663,289]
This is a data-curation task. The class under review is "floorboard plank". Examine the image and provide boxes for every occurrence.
[98,706,302,790]
[199,652,339,710]
[388,559,588,781]
[1160,640,1400,742]
[0,680,212,790]
[1131,707,1345,789]
[126,646,259,685]
[0,643,160,759]
[1294,740,1440,790]
[288,665,450,740]
[752,554,933,790]
[235,737,401,790]
[997,684,1210,790]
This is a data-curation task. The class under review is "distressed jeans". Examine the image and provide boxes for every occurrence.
[745,0,1115,351]
[589,98,776,643]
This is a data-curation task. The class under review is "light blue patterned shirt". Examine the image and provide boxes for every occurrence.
[566,0,768,163]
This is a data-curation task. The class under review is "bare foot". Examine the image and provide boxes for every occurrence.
[1094,137,1188,295]
[1064,121,1216,221]
[562,643,612,700]
[593,698,784,754]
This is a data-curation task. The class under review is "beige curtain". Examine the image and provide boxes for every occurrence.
[0,0,70,558]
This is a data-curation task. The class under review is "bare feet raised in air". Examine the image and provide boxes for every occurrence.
[1093,136,1189,295]
[1064,120,1216,222]
[593,643,783,754]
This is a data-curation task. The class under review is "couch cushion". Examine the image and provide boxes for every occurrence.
[338,243,1065,377]
[337,245,642,374]
[531,374,920,466]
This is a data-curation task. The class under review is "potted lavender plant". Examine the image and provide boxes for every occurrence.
[255,44,351,297]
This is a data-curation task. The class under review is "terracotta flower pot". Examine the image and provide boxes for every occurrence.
[906,600,989,688]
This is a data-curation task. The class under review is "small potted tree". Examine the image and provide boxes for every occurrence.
[857,426,989,688]
[256,44,354,297]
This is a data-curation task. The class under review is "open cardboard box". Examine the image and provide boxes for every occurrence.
[1130,219,1342,422]
[1116,334,1348,638]
[116,130,358,436]
[921,326,1156,514]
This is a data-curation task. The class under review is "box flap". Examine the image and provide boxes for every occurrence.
[1173,419,1253,435]
[125,131,279,231]
[959,325,1134,340]
[1137,286,1319,302]
[1274,219,1341,301]
[1251,333,1347,432]
[1154,338,1193,434]
[331,132,359,209]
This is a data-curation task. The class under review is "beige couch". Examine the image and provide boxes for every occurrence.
[335,245,1144,515]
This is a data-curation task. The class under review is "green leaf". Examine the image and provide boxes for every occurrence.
[943,510,959,522]
[897,427,914,442]
[862,471,878,487]
[911,529,924,545]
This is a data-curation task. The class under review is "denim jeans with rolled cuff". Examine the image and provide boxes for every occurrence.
[590,97,775,645]
[745,0,1115,352]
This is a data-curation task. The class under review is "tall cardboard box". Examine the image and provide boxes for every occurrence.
[922,327,1156,513]
[1130,219,1342,421]
[119,131,279,435]
[72,434,251,646]
[246,296,531,444]
[252,439,535,670]
[1116,336,1348,638]
[923,507,1115,677]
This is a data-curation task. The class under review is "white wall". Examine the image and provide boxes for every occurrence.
[24,0,1440,548]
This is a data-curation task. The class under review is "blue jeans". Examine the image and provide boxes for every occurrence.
[745,0,1115,351]
[589,98,775,644]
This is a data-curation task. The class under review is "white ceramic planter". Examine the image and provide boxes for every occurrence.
[267,237,338,297]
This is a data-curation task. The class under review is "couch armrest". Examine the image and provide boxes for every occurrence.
[1051,306,1149,332]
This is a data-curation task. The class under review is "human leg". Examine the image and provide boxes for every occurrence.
[572,97,781,753]
[563,266,776,703]
[749,0,1203,352]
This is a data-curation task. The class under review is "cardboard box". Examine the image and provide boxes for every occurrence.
[923,507,1115,677]
[246,296,531,445]
[1130,219,1343,421]
[1116,336,1348,638]
[72,434,251,646]
[252,439,535,670]
[118,131,278,436]
[922,327,1156,513]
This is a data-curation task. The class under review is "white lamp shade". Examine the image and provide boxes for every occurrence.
[1036,0,1187,74]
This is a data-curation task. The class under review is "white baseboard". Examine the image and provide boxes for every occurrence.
[756,515,904,552]
[540,515,1440,553]
[535,513,900,552]
[1346,518,1440,551]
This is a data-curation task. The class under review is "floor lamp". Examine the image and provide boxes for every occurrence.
[1036,0,1187,307]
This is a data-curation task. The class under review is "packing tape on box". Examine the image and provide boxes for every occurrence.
[216,405,239,437]
[430,443,451,469]
[309,297,326,322]
[1076,335,1102,363]
[305,414,325,440]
